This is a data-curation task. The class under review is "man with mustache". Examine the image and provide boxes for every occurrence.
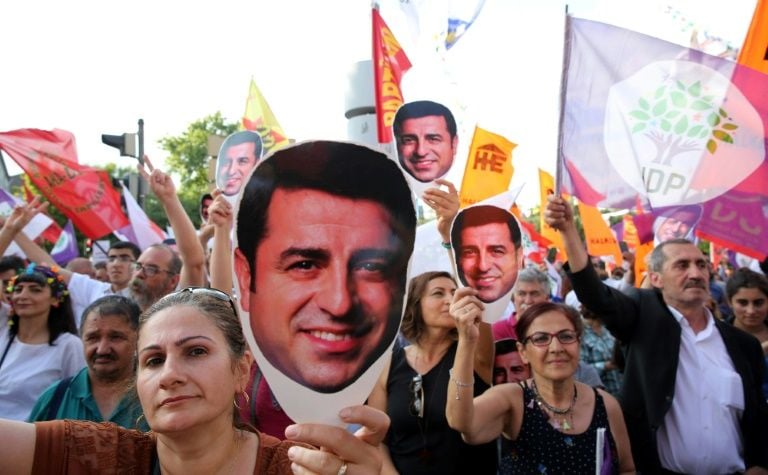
[235,141,415,394]
[129,243,181,312]
[545,196,768,474]
[28,296,147,429]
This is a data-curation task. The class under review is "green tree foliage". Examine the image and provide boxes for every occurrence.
[158,112,238,228]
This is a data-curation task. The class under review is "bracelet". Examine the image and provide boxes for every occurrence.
[449,368,474,400]
[441,241,452,249]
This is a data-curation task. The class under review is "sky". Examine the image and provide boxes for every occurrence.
[0,0,756,211]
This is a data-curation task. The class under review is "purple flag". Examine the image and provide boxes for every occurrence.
[559,17,768,259]
[51,220,79,266]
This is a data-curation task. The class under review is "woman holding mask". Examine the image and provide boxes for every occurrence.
[447,294,634,474]
[0,288,387,474]
[368,271,496,474]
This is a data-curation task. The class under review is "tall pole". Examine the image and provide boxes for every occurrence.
[137,118,145,209]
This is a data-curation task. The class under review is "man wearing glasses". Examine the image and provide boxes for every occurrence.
[129,243,181,311]
[235,140,416,396]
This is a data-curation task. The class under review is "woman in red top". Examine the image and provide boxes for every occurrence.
[0,287,387,474]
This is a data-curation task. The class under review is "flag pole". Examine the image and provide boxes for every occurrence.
[0,150,10,192]
[554,5,571,197]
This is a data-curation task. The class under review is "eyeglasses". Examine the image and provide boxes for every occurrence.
[170,287,239,319]
[133,262,174,277]
[107,255,135,264]
[523,330,579,347]
[409,374,424,418]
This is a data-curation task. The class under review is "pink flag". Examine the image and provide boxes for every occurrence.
[559,17,768,259]
[113,185,166,250]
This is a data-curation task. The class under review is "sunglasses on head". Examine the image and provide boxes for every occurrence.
[409,373,424,418]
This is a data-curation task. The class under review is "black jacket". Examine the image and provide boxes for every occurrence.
[568,263,768,473]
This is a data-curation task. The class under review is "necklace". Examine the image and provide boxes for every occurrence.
[410,344,451,464]
[531,379,578,431]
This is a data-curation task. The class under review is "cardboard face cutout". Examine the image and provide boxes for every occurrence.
[233,140,415,425]
[652,204,703,245]
[450,204,523,322]
[392,100,459,195]
[216,130,264,202]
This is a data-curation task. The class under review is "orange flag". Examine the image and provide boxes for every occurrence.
[621,214,639,249]
[577,202,623,267]
[372,8,412,143]
[459,126,516,208]
[241,78,290,154]
[634,241,654,287]
[538,169,566,259]
[737,0,768,73]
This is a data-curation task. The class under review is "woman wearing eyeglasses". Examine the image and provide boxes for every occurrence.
[0,288,388,474]
[447,295,635,474]
[368,271,497,474]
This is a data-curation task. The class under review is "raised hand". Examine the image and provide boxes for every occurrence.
[138,155,177,203]
[2,196,48,235]
[208,190,233,229]
[450,286,485,342]
[543,195,575,232]
[422,178,459,243]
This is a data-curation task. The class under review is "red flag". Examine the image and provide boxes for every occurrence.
[0,129,129,239]
[373,8,412,143]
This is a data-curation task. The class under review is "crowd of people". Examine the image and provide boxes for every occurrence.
[0,136,766,474]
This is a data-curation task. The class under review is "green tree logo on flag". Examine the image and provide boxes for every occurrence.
[628,79,738,164]
[604,60,764,208]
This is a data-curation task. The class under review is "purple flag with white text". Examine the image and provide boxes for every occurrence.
[559,17,768,259]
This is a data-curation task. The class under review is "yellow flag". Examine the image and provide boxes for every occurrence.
[577,202,623,267]
[738,0,768,73]
[538,169,567,259]
[241,78,290,153]
[458,126,516,208]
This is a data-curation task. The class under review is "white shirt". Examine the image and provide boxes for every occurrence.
[0,329,85,420]
[657,306,745,474]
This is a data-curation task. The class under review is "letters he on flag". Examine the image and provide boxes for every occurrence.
[241,78,290,154]
[459,126,516,208]
[558,17,768,259]
[0,129,130,239]
[373,8,412,143]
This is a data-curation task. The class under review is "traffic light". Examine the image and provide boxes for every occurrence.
[101,133,138,158]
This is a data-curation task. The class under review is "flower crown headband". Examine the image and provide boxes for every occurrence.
[6,263,70,304]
